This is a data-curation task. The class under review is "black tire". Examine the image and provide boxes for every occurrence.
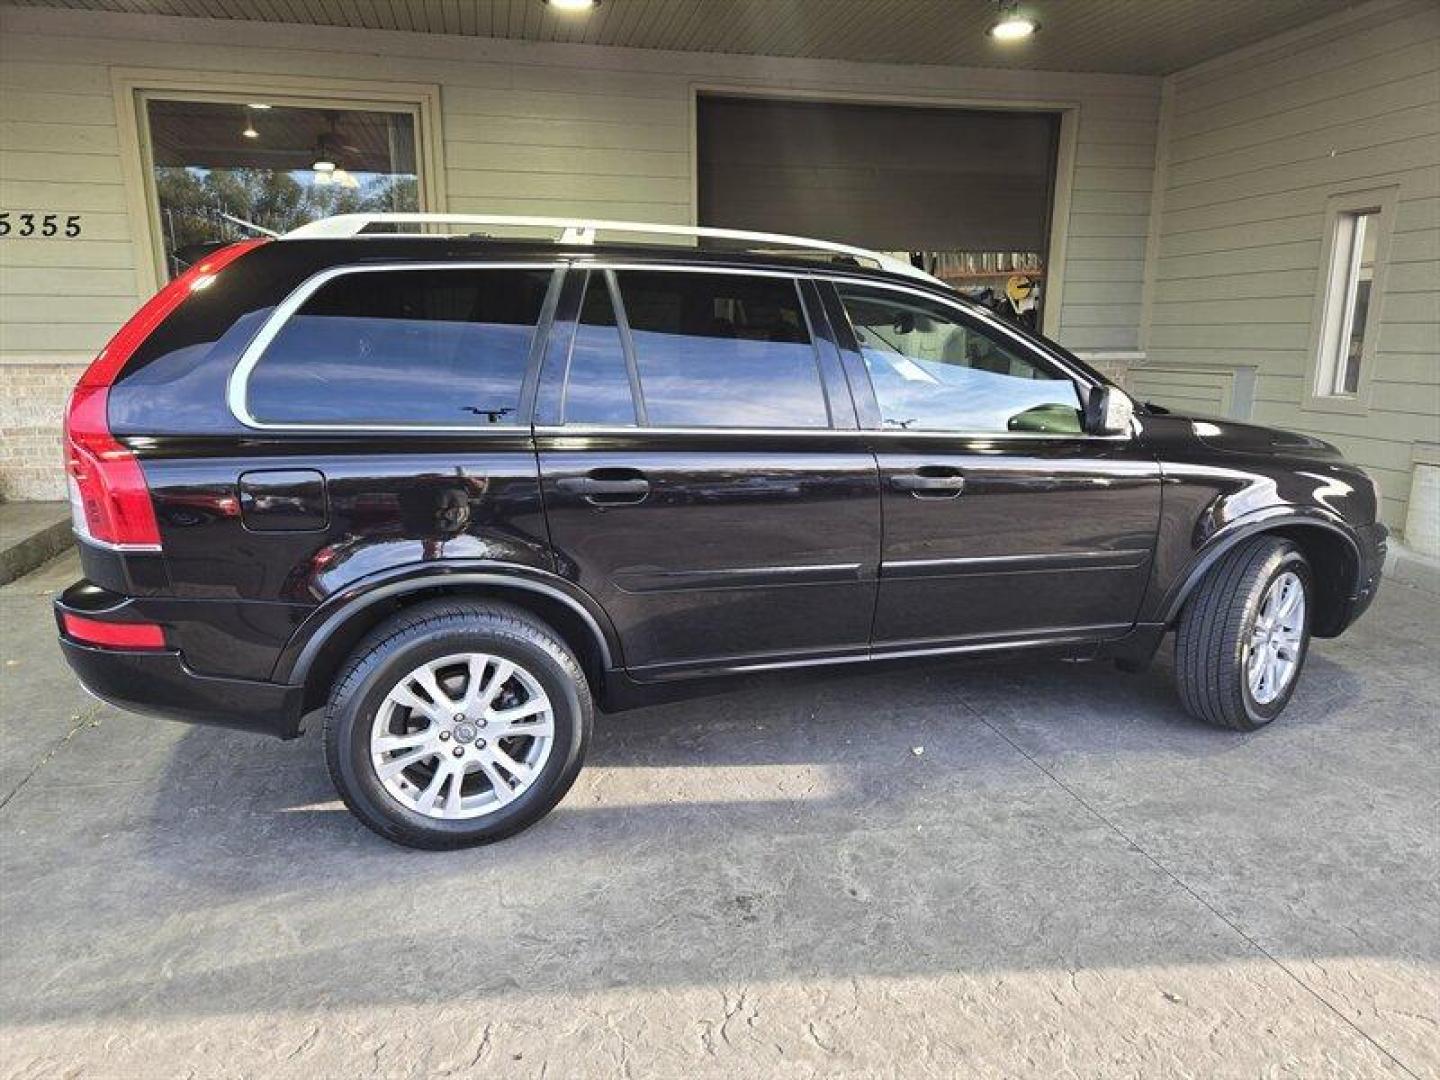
[324,600,592,850]
[1174,536,1313,731]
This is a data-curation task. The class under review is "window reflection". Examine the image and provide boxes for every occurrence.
[838,286,1082,434]
[616,270,829,429]
[248,269,550,425]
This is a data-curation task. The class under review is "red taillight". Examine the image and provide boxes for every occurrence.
[62,613,166,650]
[64,239,267,549]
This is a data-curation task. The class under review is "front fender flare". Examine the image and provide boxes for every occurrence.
[1155,506,1361,626]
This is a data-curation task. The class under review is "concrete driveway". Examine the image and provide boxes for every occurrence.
[2,550,1436,1079]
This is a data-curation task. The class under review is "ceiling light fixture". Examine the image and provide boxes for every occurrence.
[544,0,599,12]
[989,2,1039,41]
[247,102,272,110]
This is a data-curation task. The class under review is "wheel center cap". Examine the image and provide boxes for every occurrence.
[453,721,479,744]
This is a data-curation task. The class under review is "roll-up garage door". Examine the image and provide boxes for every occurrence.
[697,95,1060,328]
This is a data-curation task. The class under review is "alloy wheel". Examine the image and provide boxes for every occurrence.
[1246,571,1306,705]
[369,652,555,819]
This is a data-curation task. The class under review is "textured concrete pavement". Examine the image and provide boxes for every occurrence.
[1,551,1436,1079]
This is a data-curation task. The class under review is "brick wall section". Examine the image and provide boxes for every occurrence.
[1,364,82,501]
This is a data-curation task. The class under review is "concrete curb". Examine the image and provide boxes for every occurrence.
[1384,539,1440,598]
[0,503,74,586]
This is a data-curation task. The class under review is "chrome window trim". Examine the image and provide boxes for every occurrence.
[533,424,1129,442]
[226,260,565,432]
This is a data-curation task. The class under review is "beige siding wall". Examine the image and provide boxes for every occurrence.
[0,7,1162,500]
[1142,0,1440,528]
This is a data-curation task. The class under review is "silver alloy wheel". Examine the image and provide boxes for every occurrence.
[369,652,555,820]
[1247,571,1306,705]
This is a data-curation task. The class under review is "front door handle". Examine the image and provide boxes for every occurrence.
[891,470,966,499]
[556,471,651,506]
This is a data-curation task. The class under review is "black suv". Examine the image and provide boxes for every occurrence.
[55,216,1385,849]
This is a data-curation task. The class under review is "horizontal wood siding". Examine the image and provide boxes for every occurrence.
[0,5,1159,372]
[1143,0,1440,529]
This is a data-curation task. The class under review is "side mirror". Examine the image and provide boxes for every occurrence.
[1085,385,1135,436]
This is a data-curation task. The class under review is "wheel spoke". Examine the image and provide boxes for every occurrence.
[496,716,555,740]
[478,660,516,712]
[374,730,431,754]
[413,764,448,813]
[460,654,490,712]
[444,762,469,815]
[410,663,457,711]
[490,744,534,783]
[477,756,516,804]
[377,746,433,780]
[389,685,443,723]
[489,697,548,726]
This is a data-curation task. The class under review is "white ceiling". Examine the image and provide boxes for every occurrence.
[0,0,1362,75]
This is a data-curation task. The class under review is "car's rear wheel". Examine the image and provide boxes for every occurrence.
[1174,536,1312,731]
[324,601,591,849]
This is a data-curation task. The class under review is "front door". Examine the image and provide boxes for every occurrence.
[536,266,880,676]
[822,280,1160,651]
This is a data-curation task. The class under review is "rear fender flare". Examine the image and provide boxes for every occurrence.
[277,564,620,687]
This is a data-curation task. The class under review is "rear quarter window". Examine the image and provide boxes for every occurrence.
[243,267,553,426]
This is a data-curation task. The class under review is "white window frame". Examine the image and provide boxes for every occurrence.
[1304,186,1398,416]
[112,69,446,297]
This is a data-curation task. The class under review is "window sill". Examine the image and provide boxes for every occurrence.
[1300,393,1372,417]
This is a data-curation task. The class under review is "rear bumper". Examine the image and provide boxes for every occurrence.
[55,585,306,739]
[59,638,305,738]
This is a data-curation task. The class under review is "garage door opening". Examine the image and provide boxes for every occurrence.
[697,95,1061,331]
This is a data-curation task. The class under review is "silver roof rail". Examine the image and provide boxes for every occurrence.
[283,213,943,286]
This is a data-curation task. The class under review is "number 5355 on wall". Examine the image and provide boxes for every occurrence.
[0,212,83,237]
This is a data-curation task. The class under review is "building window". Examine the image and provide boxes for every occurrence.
[1315,208,1379,397]
[143,98,422,277]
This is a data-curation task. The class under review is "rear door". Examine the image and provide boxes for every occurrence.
[535,265,880,677]
[822,279,1161,652]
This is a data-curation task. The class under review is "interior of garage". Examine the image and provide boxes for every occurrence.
[698,95,1056,331]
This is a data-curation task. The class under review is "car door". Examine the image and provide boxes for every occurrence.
[821,279,1161,652]
[535,264,880,677]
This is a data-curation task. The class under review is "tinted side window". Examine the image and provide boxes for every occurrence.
[247,268,552,425]
[836,284,1083,434]
[615,270,829,428]
[562,272,637,426]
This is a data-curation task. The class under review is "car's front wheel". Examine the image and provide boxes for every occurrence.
[1174,536,1312,731]
[324,601,592,849]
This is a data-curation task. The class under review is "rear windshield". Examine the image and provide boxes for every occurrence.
[245,267,553,426]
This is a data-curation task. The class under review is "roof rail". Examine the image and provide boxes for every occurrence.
[283,213,943,286]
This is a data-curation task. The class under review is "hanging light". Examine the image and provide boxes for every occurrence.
[989,1,1039,40]
[241,106,259,140]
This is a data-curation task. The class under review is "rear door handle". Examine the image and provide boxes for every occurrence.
[891,471,966,498]
[556,472,650,505]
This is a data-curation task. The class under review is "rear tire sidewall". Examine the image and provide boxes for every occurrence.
[329,618,588,848]
[1239,550,1313,727]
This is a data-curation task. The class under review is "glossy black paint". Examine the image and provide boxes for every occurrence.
[56,237,1387,739]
